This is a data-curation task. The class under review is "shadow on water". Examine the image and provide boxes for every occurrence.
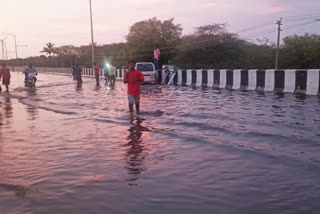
[125,117,151,185]
[75,84,83,92]
[295,93,307,101]
[274,92,285,99]
[0,183,29,197]
[26,87,37,97]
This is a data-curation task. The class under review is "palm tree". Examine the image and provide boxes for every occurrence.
[41,42,56,66]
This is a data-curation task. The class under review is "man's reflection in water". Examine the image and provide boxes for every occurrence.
[4,97,13,119]
[125,117,150,184]
[26,88,39,123]
[0,96,12,148]
[26,106,39,124]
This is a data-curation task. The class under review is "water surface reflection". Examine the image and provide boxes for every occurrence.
[125,117,150,184]
[0,73,319,214]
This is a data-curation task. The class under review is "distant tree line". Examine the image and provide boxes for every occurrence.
[6,17,320,69]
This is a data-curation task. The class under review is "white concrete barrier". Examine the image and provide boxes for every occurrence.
[196,70,202,87]
[13,66,319,95]
[232,69,241,90]
[248,69,257,90]
[219,69,227,89]
[284,70,296,93]
[306,69,319,95]
[265,69,275,92]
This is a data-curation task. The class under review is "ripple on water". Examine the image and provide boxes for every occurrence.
[0,73,319,214]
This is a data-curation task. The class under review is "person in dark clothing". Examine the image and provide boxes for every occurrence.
[71,65,76,80]
[74,64,83,87]
[94,62,100,86]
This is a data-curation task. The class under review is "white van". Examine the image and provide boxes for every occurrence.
[135,62,157,83]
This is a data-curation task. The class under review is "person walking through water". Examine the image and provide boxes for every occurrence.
[74,64,83,87]
[108,65,116,86]
[123,60,144,115]
[71,64,76,80]
[154,47,160,70]
[22,63,29,83]
[0,62,11,93]
[94,62,100,86]
[104,64,109,85]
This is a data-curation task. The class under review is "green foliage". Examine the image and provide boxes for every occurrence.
[280,34,320,69]
[41,42,56,56]
[173,24,247,69]
[126,17,182,63]
[6,18,320,69]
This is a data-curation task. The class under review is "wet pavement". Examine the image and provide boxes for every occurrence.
[0,72,319,214]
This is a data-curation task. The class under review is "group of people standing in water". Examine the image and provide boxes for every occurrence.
[72,62,116,87]
[71,60,144,115]
[0,62,38,93]
[0,60,144,115]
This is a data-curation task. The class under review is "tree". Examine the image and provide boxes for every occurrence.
[54,45,82,67]
[173,24,246,69]
[41,42,56,66]
[281,34,320,69]
[126,17,182,64]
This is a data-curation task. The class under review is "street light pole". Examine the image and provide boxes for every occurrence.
[13,34,18,59]
[89,0,95,68]
[0,36,8,60]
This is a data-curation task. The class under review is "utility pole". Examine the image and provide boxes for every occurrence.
[2,32,18,59]
[5,41,8,60]
[89,0,95,68]
[13,34,18,59]
[275,18,282,70]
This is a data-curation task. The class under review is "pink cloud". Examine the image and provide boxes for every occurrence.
[264,7,288,14]
[206,2,232,8]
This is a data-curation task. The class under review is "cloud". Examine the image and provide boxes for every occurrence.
[264,6,289,14]
[1,0,319,58]
[205,2,232,8]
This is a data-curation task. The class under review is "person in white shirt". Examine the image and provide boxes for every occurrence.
[25,63,38,86]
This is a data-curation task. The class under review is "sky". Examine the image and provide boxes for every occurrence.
[0,0,319,59]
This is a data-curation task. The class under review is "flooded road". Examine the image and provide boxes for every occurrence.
[0,72,319,214]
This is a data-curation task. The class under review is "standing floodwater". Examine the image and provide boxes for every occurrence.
[0,72,319,214]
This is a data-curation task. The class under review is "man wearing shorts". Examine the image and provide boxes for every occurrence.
[0,62,11,92]
[123,60,144,114]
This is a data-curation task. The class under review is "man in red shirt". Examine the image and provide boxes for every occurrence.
[0,62,11,93]
[93,62,100,86]
[123,60,144,114]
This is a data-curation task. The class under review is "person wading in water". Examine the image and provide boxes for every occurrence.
[94,62,100,86]
[123,60,144,114]
[0,62,11,93]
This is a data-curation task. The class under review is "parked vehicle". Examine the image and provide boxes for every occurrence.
[135,62,156,83]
